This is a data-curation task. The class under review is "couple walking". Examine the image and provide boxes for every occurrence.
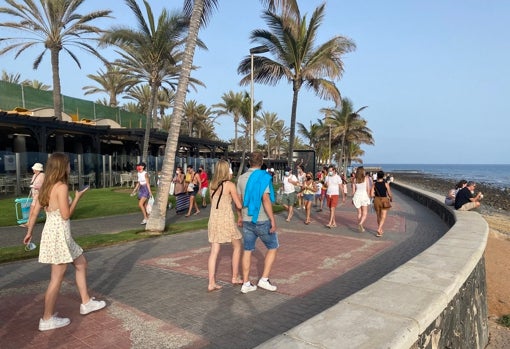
[207,152,278,294]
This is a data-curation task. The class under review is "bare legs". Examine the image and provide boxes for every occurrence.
[357,205,368,232]
[304,199,312,224]
[186,195,200,217]
[283,203,294,222]
[327,205,337,227]
[43,264,67,320]
[242,248,277,283]
[138,197,148,220]
[208,239,242,291]
[376,208,388,236]
[43,255,92,320]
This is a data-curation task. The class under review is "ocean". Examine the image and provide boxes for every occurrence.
[364,164,510,189]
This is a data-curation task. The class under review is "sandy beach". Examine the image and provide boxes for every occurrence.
[394,173,510,348]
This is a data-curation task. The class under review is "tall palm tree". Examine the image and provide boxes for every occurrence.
[322,98,373,173]
[124,84,152,115]
[146,0,218,232]
[297,120,322,149]
[238,3,355,166]
[101,0,197,162]
[83,65,136,107]
[272,119,289,159]
[182,99,214,137]
[258,111,279,157]
[0,0,112,151]
[212,90,244,152]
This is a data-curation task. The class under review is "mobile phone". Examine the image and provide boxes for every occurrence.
[78,185,90,192]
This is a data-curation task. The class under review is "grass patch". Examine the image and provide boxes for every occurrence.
[0,217,209,264]
[0,188,142,227]
[0,186,282,264]
[498,314,510,328]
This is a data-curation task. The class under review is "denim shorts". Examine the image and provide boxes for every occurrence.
[242,220,279,251]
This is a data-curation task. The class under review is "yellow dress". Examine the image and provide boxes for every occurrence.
[207,183,242,244]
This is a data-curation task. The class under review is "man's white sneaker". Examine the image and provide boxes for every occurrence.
[257,279,277,291]
[241,283,257,294]
[141,219,147,225]
[39,315,70,331]
[80,297,106,315]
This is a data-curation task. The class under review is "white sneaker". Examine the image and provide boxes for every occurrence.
[80,297,106,315]
[240,283,257,294]
[141,219,147,225]
[39,315,70,331]
[257,278,277,291]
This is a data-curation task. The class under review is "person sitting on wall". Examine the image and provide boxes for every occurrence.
[454,181,483,211]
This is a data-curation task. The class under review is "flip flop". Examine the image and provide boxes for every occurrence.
[207,285,222,292]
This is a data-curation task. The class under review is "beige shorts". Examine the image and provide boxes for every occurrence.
[458,201,478,211]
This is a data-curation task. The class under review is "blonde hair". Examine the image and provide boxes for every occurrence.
[38,153,69,207]
[210,160,231,191]
[355,167,366,183]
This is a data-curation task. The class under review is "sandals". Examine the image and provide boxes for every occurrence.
[376,231,383,237]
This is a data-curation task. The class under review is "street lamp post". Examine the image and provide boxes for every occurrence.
[328,124,332,165]
[249,45,269,153]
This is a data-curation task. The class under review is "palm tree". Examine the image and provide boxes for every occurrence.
[297,120,322,149]
[124,84,152,115]
[182,99,214,137]
[272,119,289,159]
[83,65,136,107]
[1,70,22,83]
[22,79,50,90]
[212,91,244,152]
[146,0,218,232]
[101,0,196,162]
[238,3,355,166]
[258,111,279,157]
[0,0,112,151]
[322,98,373,173]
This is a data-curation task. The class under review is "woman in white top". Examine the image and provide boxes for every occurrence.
[324,166,342,228]
[131,162,152,225]
[352,167,371,232]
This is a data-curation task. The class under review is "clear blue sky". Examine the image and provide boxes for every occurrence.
[1,0,509,165]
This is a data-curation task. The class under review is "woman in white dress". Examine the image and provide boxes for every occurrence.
[23,153,105,331]
[352,167,371,232]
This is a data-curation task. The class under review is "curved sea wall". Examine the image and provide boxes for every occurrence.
[256,182,489,349]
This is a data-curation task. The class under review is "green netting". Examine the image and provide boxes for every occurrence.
[0,81,146,128]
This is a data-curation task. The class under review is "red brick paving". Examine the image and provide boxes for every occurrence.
[141,228,393,297]
[0,286,206,348]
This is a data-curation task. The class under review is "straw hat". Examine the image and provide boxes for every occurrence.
[32,163,44,171]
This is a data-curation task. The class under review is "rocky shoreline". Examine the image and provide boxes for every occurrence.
[392,172,510,215]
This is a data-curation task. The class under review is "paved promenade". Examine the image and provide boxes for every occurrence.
[0,190,449,349]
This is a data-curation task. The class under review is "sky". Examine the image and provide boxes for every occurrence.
[1,0,509,165]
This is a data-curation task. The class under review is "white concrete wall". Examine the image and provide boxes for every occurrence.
[256,183,489,349]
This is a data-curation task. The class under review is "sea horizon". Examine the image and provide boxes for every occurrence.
[362,163,509,189]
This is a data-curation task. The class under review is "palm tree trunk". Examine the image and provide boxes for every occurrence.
[145,0,205,232]
[51,48,64,151]
[142,82,158,162]
[287,83,300,166]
